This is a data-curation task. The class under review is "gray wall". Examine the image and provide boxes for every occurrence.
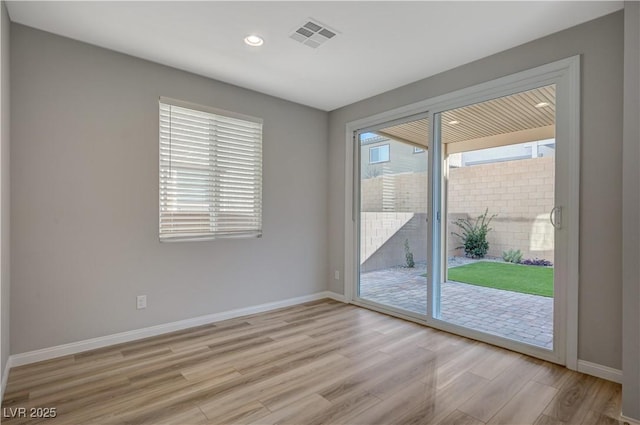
[1,0,10,381]
[622,2,640,420]
[329,12,624,369]
[10,24,329,354]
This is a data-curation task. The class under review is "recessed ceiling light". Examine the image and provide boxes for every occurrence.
[244,35,264,47]
[448,120,460,125]
[535,102,550,108]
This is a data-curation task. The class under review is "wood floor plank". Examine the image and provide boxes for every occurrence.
[5,347,175,394]
[543,370,600,423]
[362,346,437,400]
[7,355,75,380]
[68,368,242,424]
[176,333,311,377]
[344,378,437,425]
[317,350,413,403]
[435,342,492,390]
[438,409,486,425]
[533,414,567,425]
[457,355,544,422]
[531,363,571,390]
[120,322,250,356]
[398,371,490,425]
[28,375,131,406]
[302,391,381,425]
[0,300,623,425]
[378,326,436,354]
[167,321,291,354]
[486,380,557,424]
[248,393,332,425]
[331,329,392,357]
[204,400,270,424]
[258,350,391,411]
[347,371,488,425]
[468,346,520,381]
[124,405,210,425]
[588,379,622,420]
[198,353,347,419]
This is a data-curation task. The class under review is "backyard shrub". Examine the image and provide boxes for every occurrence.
[502,249,523,264]
[404,239,415,268]
[452,209,496,259]
[521,258,553,267]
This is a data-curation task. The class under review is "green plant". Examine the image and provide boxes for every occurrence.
[521,258,553,267]
[502,249,523,264]
[452,209,496,259]
[404,238,415,268]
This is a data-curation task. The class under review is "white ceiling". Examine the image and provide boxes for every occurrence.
[6,1,622,111]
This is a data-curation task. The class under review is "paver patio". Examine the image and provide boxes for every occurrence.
[359,260,554,349]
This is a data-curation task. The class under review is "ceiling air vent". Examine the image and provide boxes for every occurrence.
[290,19,338,49]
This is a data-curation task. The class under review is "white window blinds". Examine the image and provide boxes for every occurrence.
[159,97,263,241]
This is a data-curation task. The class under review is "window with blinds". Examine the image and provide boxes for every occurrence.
[159,97,263,241]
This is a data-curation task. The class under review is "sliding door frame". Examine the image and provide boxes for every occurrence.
[344,56,580,368]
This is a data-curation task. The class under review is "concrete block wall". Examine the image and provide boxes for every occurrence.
[447,213,467,257]
[361,171,428,212]
[448,157,555,261]
[360,212,414,264]
[360,156,555,269]
[361,213,428,272]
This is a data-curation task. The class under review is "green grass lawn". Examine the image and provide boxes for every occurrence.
[447,261,553,297]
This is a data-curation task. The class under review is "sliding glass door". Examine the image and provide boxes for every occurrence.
[431,85,561,353]
[356,116,429,317]
[349,58,579,366]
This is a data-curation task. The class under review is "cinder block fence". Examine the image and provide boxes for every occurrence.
[360,156,554,270]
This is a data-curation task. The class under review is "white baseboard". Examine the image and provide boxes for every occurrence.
[325,290,347,303]
[1,356,12,401]
[620,415,640,425]
[577,359,622,383]
[9,291,345,368]
[621,414,640,425]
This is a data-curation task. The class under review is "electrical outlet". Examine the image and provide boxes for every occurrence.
[136,295,147,310]
[334,270,340,280]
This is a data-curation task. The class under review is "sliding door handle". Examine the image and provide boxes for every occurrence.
[550,206,562,229]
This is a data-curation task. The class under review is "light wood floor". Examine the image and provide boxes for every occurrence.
[1,299,622,425]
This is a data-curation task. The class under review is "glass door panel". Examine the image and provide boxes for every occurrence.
[434,85,557,350]
[357,118,428,316]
